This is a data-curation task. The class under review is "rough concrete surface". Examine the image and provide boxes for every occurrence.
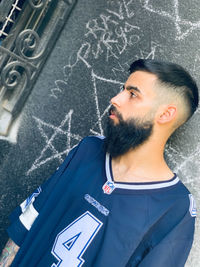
[0,0,199,266]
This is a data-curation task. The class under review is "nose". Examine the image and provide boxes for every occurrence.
[110,90,126,107]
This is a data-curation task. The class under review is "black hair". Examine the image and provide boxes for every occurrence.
[129,59,199,120]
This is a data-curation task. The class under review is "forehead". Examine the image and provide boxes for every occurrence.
[125,71,158,96]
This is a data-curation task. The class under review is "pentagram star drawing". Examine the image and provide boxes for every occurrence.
[26,110,82,175]
[143,0,200,40]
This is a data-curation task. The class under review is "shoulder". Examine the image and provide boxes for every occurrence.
[81,135,105,143]
[175,181,197,217]
[172,186,197,219]
[74,135,105,159]
[148,180,197,220]
[79,135,105,150]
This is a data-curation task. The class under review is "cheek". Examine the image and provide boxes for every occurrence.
[122,106,134,119]
[138,100,155,114]
[126,103,154,121]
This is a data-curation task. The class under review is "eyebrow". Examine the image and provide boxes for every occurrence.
[123,85,143,95]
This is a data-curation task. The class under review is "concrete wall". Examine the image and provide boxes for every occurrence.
[0,1,199,265]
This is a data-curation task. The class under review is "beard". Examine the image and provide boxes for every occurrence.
[103,105,154,158]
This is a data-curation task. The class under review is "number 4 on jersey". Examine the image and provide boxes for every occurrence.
[51,211,103,267]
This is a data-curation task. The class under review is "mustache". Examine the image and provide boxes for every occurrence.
[108,105,122,119]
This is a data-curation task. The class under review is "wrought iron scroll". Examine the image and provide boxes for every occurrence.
[0,0,78,136]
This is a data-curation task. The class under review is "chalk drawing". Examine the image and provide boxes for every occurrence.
[112,62,126,77]
[165,131,200,188]
[62,42,91,75]
[23,1,200,266]
[122,0,135,19]
[26,110,82,175]
[47,0,200,189]
[84,13,140,62]
[106,3,124,20]
[90,69,123,136]
[50,80,67,99]
[50,5,141,100]
[138,41,160,60]
[50,44,93,99]
[111,41,159,77]
[106,0,135,20]
[143,0,200,40]
[193,54,200,75]
[84,4,141,62]
[29,69,123,173]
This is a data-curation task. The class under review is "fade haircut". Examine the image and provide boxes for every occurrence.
[129,59,199,124]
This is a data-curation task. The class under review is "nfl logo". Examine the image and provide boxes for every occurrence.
[102,181,115,194]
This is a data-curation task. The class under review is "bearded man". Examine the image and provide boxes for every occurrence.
[1,59,198,267]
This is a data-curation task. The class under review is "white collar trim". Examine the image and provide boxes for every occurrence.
[105,153,180,190]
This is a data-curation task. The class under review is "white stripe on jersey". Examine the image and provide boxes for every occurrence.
[19,203,39,230]
[105,153,180,190]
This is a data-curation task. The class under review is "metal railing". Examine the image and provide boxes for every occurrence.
[0,0,23,40]
[0,0,77,136]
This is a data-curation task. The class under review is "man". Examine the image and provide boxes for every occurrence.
[0,59,198,266]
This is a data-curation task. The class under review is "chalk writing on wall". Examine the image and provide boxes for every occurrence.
[28,1,168,174]
[27,0,200,188]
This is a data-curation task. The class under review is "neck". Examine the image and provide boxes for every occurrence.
[111,135,173,182]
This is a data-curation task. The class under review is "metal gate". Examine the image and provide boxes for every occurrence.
[0,0,77,136]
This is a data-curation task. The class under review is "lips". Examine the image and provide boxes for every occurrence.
[109,114,116,120]
[109,106,118,119]
[110,110,115,116]
[109,108,114,115]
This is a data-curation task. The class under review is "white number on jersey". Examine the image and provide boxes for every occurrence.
[51,211,103,267]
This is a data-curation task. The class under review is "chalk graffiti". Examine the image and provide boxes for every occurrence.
[14,1,200,266]
[50,80,68,99]
[27,110,82,175]
[84,13,140,62]
[49,3,141,97]
[35,0,200,189]
[143,0,200,40]
[166,136,200,190]
[29,68,123,174]
[90,70,123,136]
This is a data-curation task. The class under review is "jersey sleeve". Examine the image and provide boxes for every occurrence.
[7,144,79,247]
[128,206,196,267]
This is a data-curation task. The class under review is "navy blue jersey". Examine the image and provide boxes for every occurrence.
[7,136,196,267]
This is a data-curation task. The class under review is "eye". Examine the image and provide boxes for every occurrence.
[130,91,137,98]
[121,85,125,91]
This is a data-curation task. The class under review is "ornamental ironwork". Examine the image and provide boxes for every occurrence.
[0,0,77,135]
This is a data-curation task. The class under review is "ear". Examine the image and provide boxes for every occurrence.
[157,105,177,124]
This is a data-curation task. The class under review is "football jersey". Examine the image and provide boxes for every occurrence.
[7,136,196,267]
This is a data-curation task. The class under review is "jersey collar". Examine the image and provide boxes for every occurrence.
[105,153,180,191]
